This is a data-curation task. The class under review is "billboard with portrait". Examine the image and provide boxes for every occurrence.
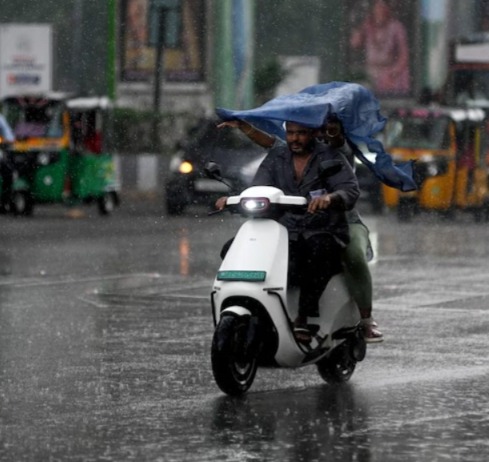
[120,0,205,82]
[346,0,418,98]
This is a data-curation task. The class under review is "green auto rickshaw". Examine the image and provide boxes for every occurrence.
[1,93,120,216]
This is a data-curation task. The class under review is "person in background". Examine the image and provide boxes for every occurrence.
[0,114,16,213]
[217,118,384,343]
[349,0,410,96]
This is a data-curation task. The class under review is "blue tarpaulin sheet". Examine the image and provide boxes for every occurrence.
[216,81,416,192]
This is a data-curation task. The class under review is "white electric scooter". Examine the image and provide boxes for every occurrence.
[207,161,367,396]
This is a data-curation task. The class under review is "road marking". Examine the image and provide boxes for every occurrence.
[0,273,202,289]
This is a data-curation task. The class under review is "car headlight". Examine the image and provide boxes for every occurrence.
[169,155,193,174]
[178,161,193,174]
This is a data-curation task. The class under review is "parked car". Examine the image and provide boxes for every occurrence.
[165,118,267,215]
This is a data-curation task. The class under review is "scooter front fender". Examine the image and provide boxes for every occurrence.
[219,306,252,319]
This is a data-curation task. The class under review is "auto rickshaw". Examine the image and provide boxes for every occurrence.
[1,93,119,216]
[382,106,489,221]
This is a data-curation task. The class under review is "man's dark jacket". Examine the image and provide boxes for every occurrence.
[251,141,359,245]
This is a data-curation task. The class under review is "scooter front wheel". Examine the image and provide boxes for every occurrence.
[316,340,356,384]
[211,314,258,396]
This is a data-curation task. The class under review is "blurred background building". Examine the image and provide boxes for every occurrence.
[1,0,489,131]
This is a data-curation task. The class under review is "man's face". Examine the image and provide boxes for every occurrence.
[285,122,315,154]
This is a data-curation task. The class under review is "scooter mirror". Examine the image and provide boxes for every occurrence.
[318,159,343,178]
[204,161,223,180]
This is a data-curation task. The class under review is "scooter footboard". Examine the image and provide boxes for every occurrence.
[286,273,359,343]
[319,273,359,328]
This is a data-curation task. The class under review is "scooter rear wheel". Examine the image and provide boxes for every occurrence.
[316,340,356,384]
[211,315,258,396]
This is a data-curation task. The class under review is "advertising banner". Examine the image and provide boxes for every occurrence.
[0,24,53,98]
[120,0,205,82]
[346,0,418,98]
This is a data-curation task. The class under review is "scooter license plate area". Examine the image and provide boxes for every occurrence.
[217,270,266,282]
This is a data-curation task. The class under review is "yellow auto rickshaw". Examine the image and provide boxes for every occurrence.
[382,106,489,221]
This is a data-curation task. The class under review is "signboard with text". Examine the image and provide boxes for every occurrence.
[346,0,418,98]
[0,23,53,98]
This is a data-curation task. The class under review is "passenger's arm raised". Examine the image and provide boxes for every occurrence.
[217,120,275,149]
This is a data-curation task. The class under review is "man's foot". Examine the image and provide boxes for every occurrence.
[361,318,384,343]
[293,316,312,344]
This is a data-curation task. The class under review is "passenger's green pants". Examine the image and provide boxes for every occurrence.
[342,223,373,317]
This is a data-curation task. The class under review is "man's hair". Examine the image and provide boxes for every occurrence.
[285,120,313,130]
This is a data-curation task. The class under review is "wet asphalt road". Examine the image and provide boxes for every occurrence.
[1,199,489,461]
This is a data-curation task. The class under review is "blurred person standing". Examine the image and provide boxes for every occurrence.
[0,115,15,213]
[350,0,411,96]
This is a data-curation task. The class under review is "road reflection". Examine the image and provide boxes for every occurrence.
[209,384,371,461]
[179,228,190,276]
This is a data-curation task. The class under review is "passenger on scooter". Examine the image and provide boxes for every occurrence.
[217,117,384,343]
[215,120,359,344]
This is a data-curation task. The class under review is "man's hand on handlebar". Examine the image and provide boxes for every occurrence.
[215,196,228,210]
[307,194,332,213]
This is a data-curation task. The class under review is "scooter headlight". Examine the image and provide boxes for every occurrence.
[240,197,270,213]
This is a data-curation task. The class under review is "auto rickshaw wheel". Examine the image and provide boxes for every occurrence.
[97,192,117,216]
[11,191,34,217]
[475,201,489,222]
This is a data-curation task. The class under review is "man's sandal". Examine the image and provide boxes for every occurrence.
[293,326,312,344]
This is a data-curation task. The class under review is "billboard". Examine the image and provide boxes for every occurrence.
[0,24,53,98]
[120,0,205,82]
[346,0,418,98]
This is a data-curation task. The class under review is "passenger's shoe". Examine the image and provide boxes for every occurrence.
[363,324,384,343]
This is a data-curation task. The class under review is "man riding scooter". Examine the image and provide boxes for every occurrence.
[216,120,359,343]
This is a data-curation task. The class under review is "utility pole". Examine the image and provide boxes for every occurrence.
[107,0,116,101]
[72,0,83,94]
[148,0,180,151]
[152,6,167,149]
